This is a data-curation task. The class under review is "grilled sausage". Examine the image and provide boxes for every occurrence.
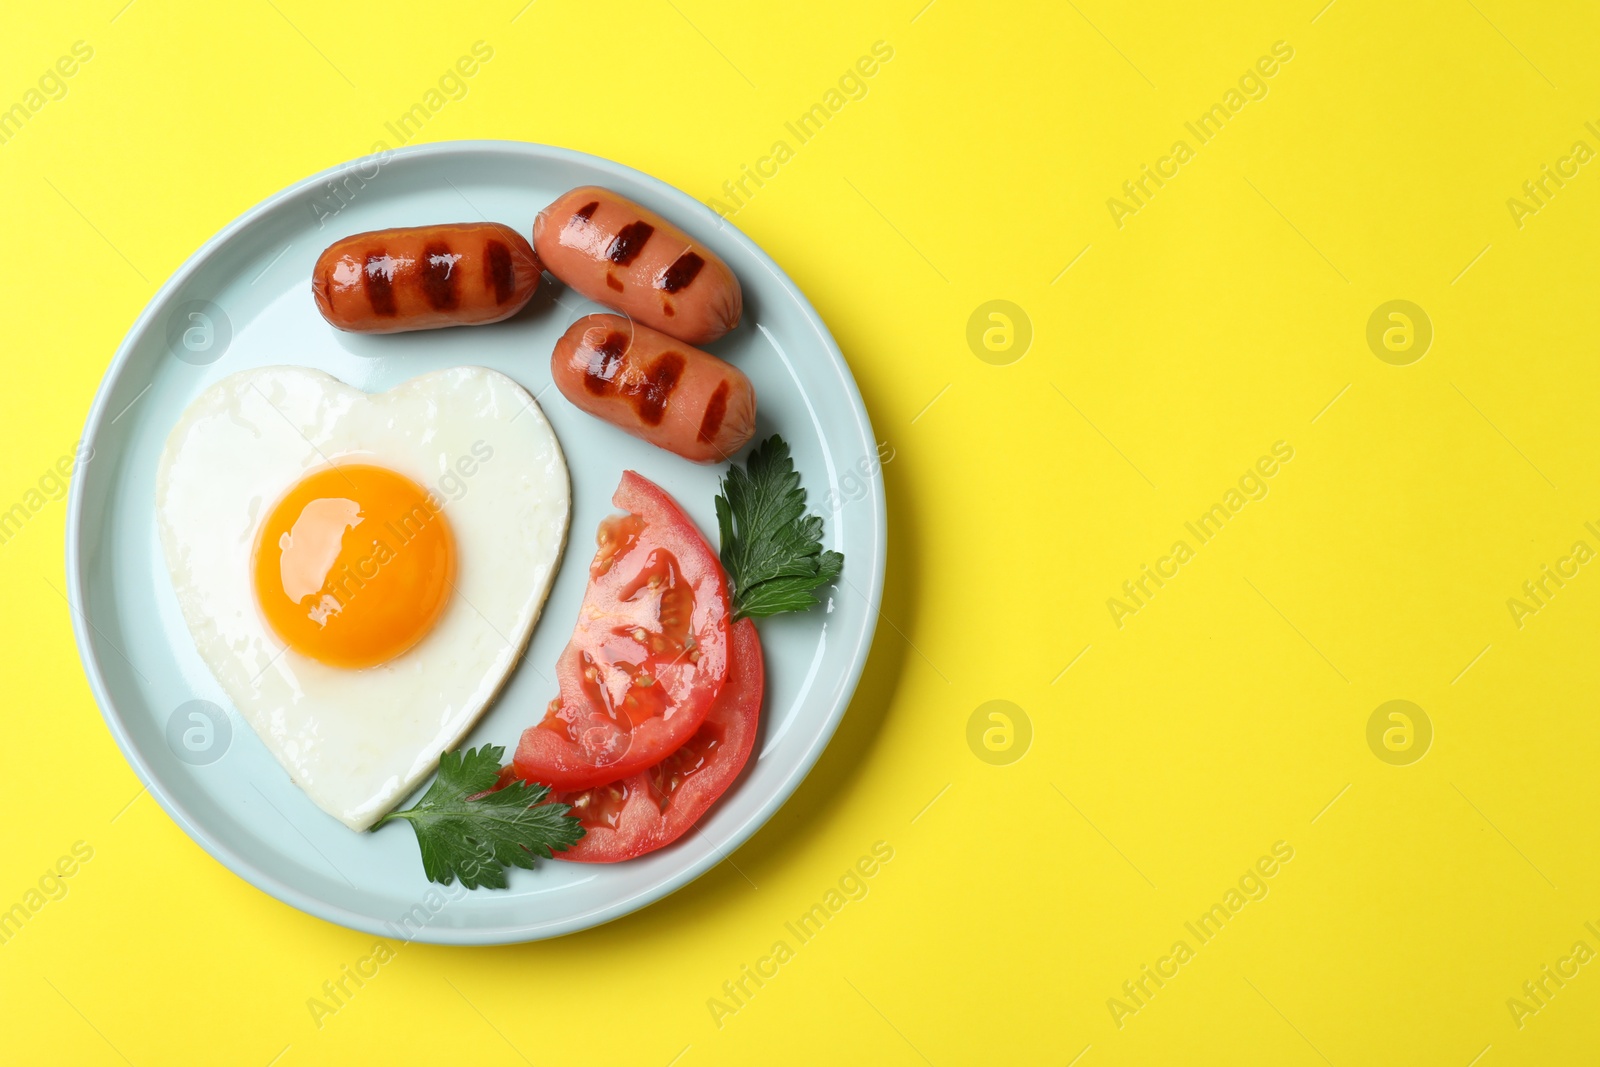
[313,223,541,333]
[552,314,755,463]
[534,187,741,345]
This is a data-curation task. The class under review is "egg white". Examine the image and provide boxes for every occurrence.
[155,366,569,830]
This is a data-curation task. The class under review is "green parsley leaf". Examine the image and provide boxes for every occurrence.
[715,435,845,621]
[375,745,584,890]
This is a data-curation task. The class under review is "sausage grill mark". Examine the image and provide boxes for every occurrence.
[572,201,599,224]
[363,253,398,316]
[581,330,684,425]
[607,221,654,266]
[636,353,684,425]
[656,251,704,294]
[485,240,516,304]
[698,381,730,444]
[606,273,625,292]
[420,242,460,311]
[584,331,629,395]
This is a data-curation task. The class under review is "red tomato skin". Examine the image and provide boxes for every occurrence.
[554,617,763,863]
[512,471,731,791]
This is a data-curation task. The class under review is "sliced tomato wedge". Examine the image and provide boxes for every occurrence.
[512,471,731,791]
[548,617,762,863]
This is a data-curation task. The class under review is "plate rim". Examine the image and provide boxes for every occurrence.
[64,139,887,945]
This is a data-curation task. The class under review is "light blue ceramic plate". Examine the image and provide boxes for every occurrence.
[65,141,884,944]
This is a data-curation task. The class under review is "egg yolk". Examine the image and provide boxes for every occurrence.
[252,464,456,669]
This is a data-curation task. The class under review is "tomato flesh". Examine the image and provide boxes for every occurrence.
[549,616,763,862]
[513,472,730,790]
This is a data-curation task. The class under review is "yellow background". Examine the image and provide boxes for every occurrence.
[3,0,1598,1063]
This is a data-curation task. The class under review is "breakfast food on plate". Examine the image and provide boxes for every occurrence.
[534,186,742,344]
[552,313,757,463]
[512,471,732,791]
[538,616,761,862]
[155,365,570,830]
[160,180,844,884]
[312,222,541,333]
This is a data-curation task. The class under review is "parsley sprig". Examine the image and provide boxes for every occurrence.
[715,435,845,621]
[376,745,583,889]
